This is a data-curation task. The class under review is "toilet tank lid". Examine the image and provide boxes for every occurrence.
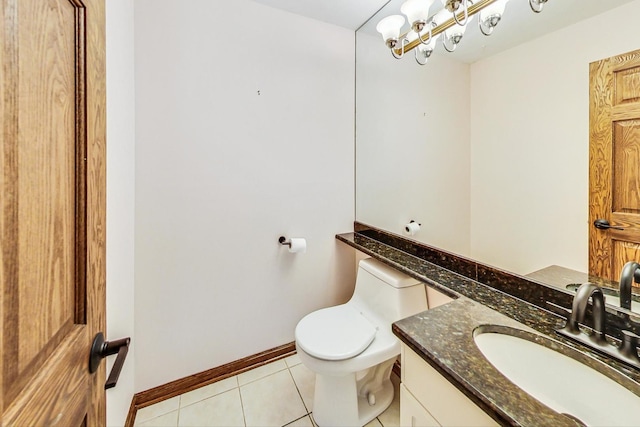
[359,258,420,288]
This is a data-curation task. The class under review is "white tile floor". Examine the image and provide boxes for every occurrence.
[134,354,400,427]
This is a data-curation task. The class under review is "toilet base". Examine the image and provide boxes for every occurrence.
[311,358,396,427]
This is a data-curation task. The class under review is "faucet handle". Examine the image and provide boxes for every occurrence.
[619,330,640,362]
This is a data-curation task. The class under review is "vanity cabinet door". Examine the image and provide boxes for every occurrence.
[402,344,498,427]
[400,384,440,427]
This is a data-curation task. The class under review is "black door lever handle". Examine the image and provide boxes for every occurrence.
[89,332,131,389]
[594,219,624,230]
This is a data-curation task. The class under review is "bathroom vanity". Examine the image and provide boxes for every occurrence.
[337,224,640,426]
[400,339,497,427]
[399,286,493,426]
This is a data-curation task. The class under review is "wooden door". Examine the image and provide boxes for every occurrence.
[0,0,106,425]
[589,49,640,283]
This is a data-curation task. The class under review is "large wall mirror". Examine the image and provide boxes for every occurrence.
[355,0,640,279]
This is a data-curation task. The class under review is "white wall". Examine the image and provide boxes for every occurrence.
[105,0,136,424]
[356,33,471,256]
[134,0,355,391]
[470,0,640,274]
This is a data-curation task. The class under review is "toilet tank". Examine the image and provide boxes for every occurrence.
[350,258,428,325]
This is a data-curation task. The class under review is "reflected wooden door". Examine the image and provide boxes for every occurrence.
[589,48,640,283]
[0,0,106,425]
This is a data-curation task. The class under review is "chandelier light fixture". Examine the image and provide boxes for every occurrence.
[376,0,549,65]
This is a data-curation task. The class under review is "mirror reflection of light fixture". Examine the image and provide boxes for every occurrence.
[377,0,550,65]
[415,32,440,65]
[442,23,468,52]
[478,0,509,35]
[529,0,548,13]
[434,9,472,53]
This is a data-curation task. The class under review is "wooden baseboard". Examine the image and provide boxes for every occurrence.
[124,342,296,427]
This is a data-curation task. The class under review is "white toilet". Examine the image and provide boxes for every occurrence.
[295,258,428,426]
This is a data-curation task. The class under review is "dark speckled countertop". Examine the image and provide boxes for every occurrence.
[337,226,640,426]
[527,265,640,309]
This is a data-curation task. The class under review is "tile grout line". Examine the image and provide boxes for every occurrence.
[237,361,289,388]
[287,366,311,416]
[175,397,181,427]
[134,398,180,426]
[237,380,248,427]
[282,413,312,427]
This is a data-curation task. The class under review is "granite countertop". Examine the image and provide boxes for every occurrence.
[337,229,640,426]
[526,264,620,292]
[527,265,640,308]
[394,299,640,426]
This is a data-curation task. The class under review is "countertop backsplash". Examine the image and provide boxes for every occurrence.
[346,222,640,341]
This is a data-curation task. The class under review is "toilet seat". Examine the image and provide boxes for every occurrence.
[295,305,377,361]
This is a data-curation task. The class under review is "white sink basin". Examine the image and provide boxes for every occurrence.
[474,327,640,426]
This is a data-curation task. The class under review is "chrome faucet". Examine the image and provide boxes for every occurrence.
[619,261,640,311]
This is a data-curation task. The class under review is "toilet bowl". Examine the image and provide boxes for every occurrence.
[295,258,428,426]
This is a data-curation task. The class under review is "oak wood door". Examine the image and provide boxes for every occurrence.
[0,0,106,425]
[589,48,640,283]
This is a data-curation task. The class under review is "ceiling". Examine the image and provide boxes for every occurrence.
[251,0,635,63]
[251,0,389,31]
